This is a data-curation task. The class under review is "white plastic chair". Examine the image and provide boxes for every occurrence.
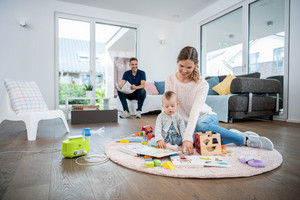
[0,85,70,141]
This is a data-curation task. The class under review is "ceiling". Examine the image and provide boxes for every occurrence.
[58,0,218,22]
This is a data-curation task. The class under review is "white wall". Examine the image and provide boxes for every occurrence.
[180,0,300,123]
[0,0,181,109]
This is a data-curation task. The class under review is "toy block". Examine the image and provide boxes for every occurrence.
[145,158,153,161]
[144,155,153,159]
[141,141,148,145]
[120,139,130,143]
[139,131,144,136]
[141,125,153,134]
[145,161,154,168]
[161,161,175,170]
[195,131,222,156]
[153,159,161,167]
[135,132,140,136]
[147,133,155,141]
[221,145,226,152]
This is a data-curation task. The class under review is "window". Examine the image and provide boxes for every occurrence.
[56,14,137,107]
[200,0,288,118]
[248,0,285,78]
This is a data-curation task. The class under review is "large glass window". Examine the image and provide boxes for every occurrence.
[249,0,285,78]
[57,16,137,107]
[201,8,243,76]
[200,0,288,118]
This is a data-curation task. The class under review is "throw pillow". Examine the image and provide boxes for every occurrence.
[212,74,236,95]
[206,77,219,95]
[154,81,165,94]
[4,79,48,114]
[145,82,159,95]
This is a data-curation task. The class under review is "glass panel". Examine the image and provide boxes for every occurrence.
[249,0,285,78]
[58,18,90,105]
[95,23,136,99]
[201,8,243,77]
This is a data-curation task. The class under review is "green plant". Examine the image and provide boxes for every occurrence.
[84,84,93,91]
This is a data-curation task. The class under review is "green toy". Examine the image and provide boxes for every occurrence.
[62,135,89,158]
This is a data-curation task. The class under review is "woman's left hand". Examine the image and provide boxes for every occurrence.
[183,140,194,155]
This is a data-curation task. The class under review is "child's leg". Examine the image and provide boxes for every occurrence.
[195,114,244,146]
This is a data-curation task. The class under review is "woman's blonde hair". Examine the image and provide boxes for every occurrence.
[177,46,201,83]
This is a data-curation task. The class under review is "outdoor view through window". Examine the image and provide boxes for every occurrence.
[58,17,137,106]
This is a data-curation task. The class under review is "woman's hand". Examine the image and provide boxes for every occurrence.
[183,140,194,155]
[157,140,166,148]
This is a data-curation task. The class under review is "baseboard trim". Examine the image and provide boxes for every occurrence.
[286,119,300,123]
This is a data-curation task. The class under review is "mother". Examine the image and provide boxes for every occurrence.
[165,46,274,155]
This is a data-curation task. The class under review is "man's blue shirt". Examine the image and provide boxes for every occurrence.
[122,69,146,86]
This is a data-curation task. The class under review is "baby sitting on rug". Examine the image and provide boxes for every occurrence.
[150,91,185,149]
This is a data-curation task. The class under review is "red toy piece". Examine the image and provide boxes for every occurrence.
[141,125,153,134]
[147,133,155,141]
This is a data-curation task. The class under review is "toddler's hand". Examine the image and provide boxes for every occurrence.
[157,140,166,148]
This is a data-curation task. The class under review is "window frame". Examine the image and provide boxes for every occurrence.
[54,12,140,109]
[198,0,290,120]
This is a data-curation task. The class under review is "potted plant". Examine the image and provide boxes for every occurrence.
[84,84,94,98]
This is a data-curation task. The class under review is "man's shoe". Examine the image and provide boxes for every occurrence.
[136,111,142,118]
[246,135,274,150]
[120,110,131,118]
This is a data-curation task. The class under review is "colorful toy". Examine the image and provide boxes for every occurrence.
[141,125,153,134]
[161,161,175,170]
[221,145,226,152]
[144,155,153,159]
[195,131,222,156]
[141,141,148,145]
[135,132,140,136]
[145,161,154,168]
[120,139,130,143]
[240,156,266,168]
[147,132,155,141]
[153,159,161,167]
[145,158,153,161]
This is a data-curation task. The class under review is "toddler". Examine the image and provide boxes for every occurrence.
[152,91,186,148]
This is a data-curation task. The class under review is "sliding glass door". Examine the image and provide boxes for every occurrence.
[200,8,243,76]
[56,14,137,107]
[200,0,288,118]
[248,0,285,79]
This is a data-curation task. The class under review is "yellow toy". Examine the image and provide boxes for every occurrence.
[161,161,175,170]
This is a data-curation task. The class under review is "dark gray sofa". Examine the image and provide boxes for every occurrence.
[206,72,282,122]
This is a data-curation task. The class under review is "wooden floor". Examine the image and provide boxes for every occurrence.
[0,113,299,200]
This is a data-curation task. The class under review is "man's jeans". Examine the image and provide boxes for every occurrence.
[118,89,146,112]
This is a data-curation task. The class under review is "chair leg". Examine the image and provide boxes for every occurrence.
[24,118,38,141]
[58,111,70,133]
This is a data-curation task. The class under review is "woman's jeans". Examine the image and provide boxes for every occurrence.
[194,114,244,146]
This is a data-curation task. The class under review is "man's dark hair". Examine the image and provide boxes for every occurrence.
[129,57,138,63]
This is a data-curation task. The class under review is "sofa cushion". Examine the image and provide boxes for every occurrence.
[154,81,165,94]
[4,79,48,114]
[145,82,159,95]
[213,74,236,95]
[206,77,219,95]
[206,72,261,82]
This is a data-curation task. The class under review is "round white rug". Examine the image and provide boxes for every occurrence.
[105,141,283,178]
